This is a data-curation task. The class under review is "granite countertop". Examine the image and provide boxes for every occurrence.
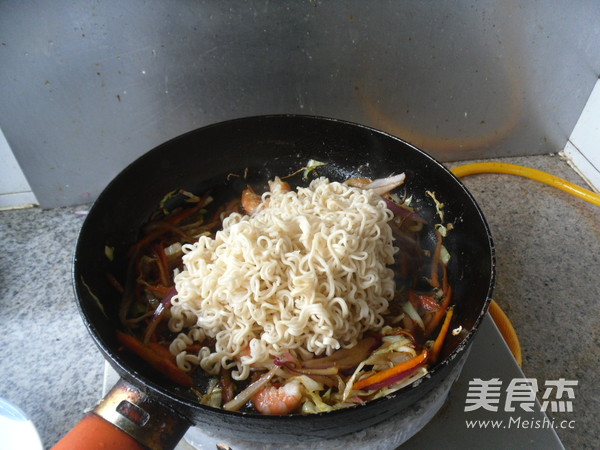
[0,154,598,449]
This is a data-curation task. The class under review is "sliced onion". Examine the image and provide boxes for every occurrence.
[301,336,378,370]
[142,286,177,345]
[292,374,325,393]
[274,352,338,376]
[402,301,425,330]
[361,364,423,391]
[364,173,406,196]
[164,242,182,256]
[384,199,427,224]
[222,365,279,411]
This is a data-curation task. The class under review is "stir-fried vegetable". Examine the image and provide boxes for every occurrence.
[107,164,460,415]
[363,173,406,196]
[223,365,280,412]
[429,307,455,363]
[352,349,429,391]
[116,331,194,387]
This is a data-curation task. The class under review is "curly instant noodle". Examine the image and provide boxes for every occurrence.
[169,177,397,380]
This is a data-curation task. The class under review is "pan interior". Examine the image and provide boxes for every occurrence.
[73,115,494,421]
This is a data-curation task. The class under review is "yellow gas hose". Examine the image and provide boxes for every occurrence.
[450,161,599,366]
[451,162,600,206]
[487,300,523,367]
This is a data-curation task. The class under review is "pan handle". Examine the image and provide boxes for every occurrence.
[53,378,191,450]
[52,413,145,450]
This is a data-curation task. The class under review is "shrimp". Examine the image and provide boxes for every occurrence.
[268,177,291,193]
[241,177,291,215]
[241,186,262,214]
[252,379,304,415]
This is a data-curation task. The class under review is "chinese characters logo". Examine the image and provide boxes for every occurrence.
[465,378,577,413]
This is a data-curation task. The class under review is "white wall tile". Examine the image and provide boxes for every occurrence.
[0,128,38,209]
[563,78,600,191]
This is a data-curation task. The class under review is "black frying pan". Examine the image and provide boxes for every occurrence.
[57,115,494,449]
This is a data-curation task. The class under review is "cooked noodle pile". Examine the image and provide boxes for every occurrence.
[168,177,397,380]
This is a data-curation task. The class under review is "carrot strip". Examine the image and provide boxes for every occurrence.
[352,349,429,391]
[116,331,193,387]
[165,195,208,225]
[129,222,193,256]
[106,273,124,294]
[128,227,172,256]
[425,265,453,336]
[429,306,455,364]
[147,342,176,362]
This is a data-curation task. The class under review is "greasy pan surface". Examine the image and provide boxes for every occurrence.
[74,115,495,440]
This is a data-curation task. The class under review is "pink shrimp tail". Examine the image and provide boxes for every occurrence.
[252,380,303,415]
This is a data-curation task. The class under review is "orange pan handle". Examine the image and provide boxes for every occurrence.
[52,379,191,450]
[53,413,144,450]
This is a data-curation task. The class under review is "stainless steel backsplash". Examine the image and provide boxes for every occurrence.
[1,0,599,207]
